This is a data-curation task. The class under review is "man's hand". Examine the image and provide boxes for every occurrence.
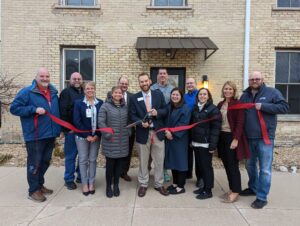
[36,107,46,115]
[86,136,93,142]
[142,122,150,128]
[150,109,157,116]
[59,132,65,139]
[255,103,262,110]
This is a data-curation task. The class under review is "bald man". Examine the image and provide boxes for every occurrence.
[59,72,84,190]
[240,71,289,209]
[10,68,61,202]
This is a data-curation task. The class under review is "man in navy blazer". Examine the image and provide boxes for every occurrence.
[130,72,169,197]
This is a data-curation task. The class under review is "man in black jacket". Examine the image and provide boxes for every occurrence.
[59,72,84,190]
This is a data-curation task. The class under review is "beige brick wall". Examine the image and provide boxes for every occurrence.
[0,0,299,144]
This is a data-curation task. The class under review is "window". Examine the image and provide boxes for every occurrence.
[62,0,96,6]
[275,51,300,114]
[62,48,95,88]
[278,0,300,7]
[152,0,187,7]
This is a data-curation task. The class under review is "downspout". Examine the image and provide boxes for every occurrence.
[243,0,251,89]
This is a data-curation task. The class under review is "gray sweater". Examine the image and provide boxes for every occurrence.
[98,100,131,158]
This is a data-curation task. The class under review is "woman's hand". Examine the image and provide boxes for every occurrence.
[86,136,93,142]
[230,139,238,150]
[165,130,173,140]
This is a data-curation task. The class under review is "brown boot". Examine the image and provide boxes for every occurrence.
[41,186,53,195]
[28,190,46,202]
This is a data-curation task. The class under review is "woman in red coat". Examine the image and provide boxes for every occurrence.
[217,81,250,203]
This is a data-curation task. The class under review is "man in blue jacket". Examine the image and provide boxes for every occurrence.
[10,68,61,202]
[240,71,289,209]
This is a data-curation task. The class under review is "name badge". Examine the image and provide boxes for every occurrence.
[137,97,143,102]
[86,109,92,118]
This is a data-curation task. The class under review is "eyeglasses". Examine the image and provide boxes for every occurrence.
[72,78,82,81]
[248,78,261,82]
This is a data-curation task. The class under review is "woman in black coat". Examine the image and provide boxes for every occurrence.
[191,88,221,200]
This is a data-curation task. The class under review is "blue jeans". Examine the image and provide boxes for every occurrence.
[25,138,55,195]
[64,133,81,182]
[246,139,274,201]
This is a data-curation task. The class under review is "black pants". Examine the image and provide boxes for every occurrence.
[218,132,241,193]
[106,157,125,187]
[194,147,214,192]
[121,128,135,175]
[187,144,202,180]
[172,170,186,188]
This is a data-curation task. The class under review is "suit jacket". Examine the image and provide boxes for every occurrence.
[130,89,167,144]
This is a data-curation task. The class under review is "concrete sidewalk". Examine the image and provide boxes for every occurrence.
[0,167,299,226]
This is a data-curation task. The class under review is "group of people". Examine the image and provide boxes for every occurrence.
[10,67,289,209]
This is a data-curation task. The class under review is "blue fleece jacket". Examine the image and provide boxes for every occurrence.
[10,80,61,142]
[240,84,289,139]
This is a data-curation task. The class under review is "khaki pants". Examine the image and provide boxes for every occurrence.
[137,131,165,188]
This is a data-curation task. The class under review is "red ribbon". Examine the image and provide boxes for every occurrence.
[150,115,220,143]
[34,112,114,136]
[228,103,271,145]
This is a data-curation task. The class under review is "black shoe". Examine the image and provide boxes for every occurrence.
[169,188,185,195]
[113,185,120,197]
[89,190,95,195]
[240,188,256,196]
[167,185,177,192]
[196,178,204,188]
[193,188,204,194]
[75,178,82,184]
[106,187,113,198]
[65,181,77,190]
[82,191,90,196]
[196,191,213,200]
[251,199,268,209]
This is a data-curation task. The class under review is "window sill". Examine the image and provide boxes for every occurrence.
[278,115,300,122]
[272,6,300,11]
[53,4,101,10]
[146,6,192,10]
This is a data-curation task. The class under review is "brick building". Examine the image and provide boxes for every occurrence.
[0,0,299,144]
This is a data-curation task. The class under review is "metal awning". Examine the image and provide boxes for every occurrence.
[136,37,218,60]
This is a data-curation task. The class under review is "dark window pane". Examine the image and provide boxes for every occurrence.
[275,52,289,83]
[169,0,184,6]
[66,0,81,6]
[291,0,300,7]
[275,84,287,100]
[288,85,300,114]
[82,0,94,6]
[80,50,93,81]
[65,50,79,80]
[154,0,168,6]
[278,0,291,7]
[290,52,300,83]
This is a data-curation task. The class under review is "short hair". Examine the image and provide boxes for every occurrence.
[170,88,184,108]
[196,88,213,104]
[83,81,96,89]
[111,86,122,93]
[158,68,168,73]
[221,81,239,99]
[138,72,150,79]
[118,76,129,83]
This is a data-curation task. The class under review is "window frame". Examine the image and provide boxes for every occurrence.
[61,47,96,89]
[275,50,300,120]
[277,0,300,8]
[149,0,191,9]
[61,0,97,7]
